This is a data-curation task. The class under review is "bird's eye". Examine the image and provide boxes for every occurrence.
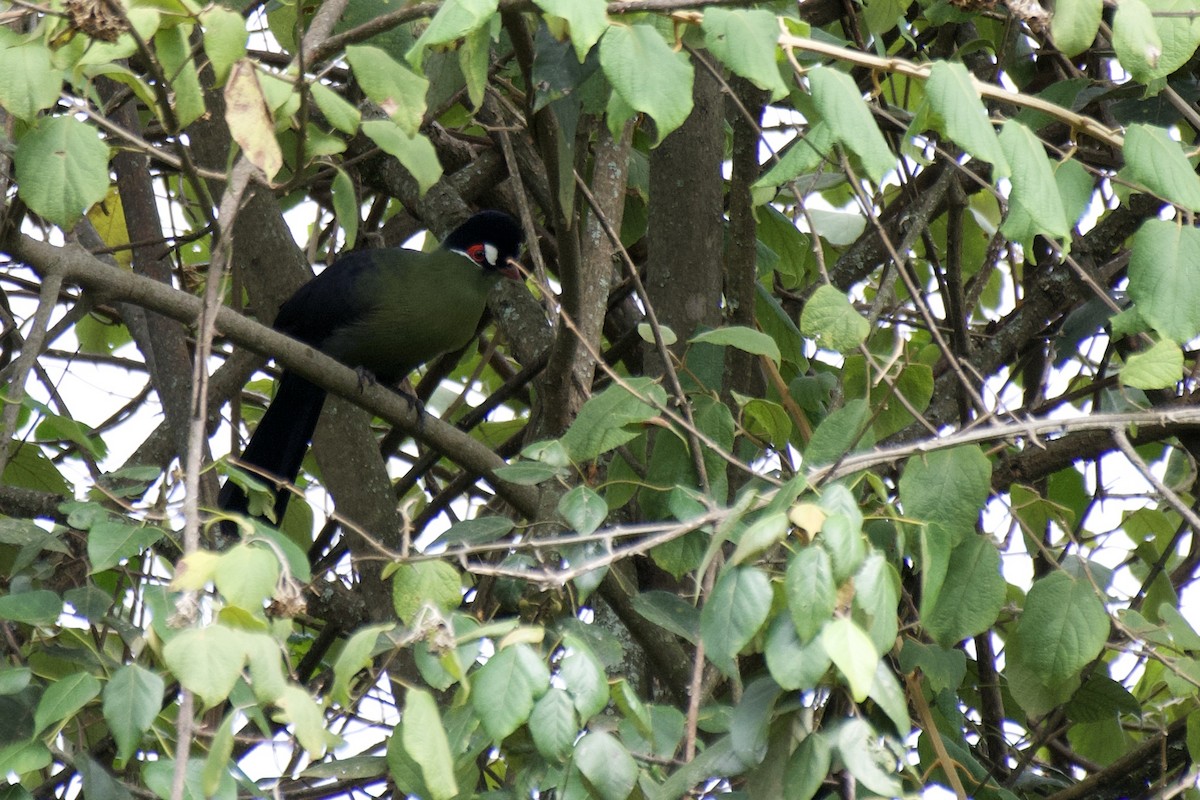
[467,243,487,264]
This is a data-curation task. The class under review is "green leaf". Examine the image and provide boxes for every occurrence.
[0,666,31,695]
[800,284,870,353]
[529,688,577,762]
[471,643,549,740]
[1111,0,1164,83]
[331,624,392,707]
[822,618,878,701]
[786,546,836,642]
[560,636,608,720]
[162,625,247,708]
[201,6,247,85]
[493,460,563,485]
[1014,571,1111,680]
[215,542,280,612]
[533,0,609,60]
[869,661,910,735]
[599,24,694,141]
[0,44,63,121]
[730,510,789,565]
[900,445,990,612]
[311,82,362,134]
[730,676,781,765]
[1051,0,1102,56]
[808,67,894,184]
[34,672,101,735]
[558,485,607,537]
[407,0,498,69]
[331,168,359,250]
[15,116,110,228]
[998,119,1069,243]
[347,46,430,135]
[154,25,205,127]
[561,377,667,461]
[1128,219,1200,342]
[923,535,1006,646]
[701,9,787,99]
[391,560,461,623]
[202,714,236,796]
[276,685,329,757]
[630,590,700,644]
[401,688,458,800]
[575,731,638,800]
[0,740,51,777]
[784,733,832,800]
[700,566,773,675]
[87,520,163,573]
[1142,0,1200,80]
[360,119,442,195]
[103,665,164,763]
[925,62,1009,176]
[835,718,902,796]
[434,515,515,546]
[0,590,62,624]
[1123,124,1200,211]
[804,398,870,467]
[691,326,782,365]
[754,122,837,191]
[1121,338,1183,390]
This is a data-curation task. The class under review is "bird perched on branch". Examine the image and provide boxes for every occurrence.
[218,210,524,530]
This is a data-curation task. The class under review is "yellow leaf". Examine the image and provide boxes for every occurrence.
[224,59,283,180]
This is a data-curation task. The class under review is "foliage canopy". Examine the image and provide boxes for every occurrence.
[1,0,1200,798]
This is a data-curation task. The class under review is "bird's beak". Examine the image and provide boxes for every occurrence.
[500,258,523,281]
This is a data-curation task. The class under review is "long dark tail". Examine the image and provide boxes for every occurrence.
[218,370,327,529]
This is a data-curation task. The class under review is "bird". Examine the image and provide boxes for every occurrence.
[217,210,524,531]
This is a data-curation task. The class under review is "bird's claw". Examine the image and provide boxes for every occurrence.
[355,367,378,392]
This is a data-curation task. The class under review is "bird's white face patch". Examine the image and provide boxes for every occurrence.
[484,243,499,266]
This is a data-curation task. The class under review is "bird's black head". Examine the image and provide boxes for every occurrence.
[443,210,524,279]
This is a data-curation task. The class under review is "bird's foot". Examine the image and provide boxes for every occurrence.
[355,366,378,392]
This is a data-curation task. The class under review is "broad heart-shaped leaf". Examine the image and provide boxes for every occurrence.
[599,23,694,142]
[998,119,1069,244]
[162,625,248,708]
[1123,124,1200,212]
[34,672,101,735]
[560,377,667,461]
[0,43,62,121]
[14,116,110,229]
[360,120,442,195]
[1121,338,1184,390]
[924,62,1009,176]
[800,284,870,353]
[391,560,462,624]
[1142,0,1200,80]
[1007,570,1109,715]
[899,445,991,611]
[574,731,638,800]
[700,566,773,676]
[804,398,871,467]
[821,618,878,701]
[407,0,498,69]
[701,8,787,99]
[346,46,429,136]
[1111,0,1164,83]
[1051,0,1102,56]
[1128,219,1200,342]
[401,689,458,800]
[87,520,162,575]
[786,547,837,643]
[215,541,280,612]
[807,67,894,184]
[691,326,782,365]
[560,635,608,720]
[923,535,1006,646]
[533,0,609,61]
[471,643,550,740]
[103,664,164,763]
